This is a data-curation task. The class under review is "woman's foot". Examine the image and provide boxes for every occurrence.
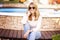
[24,33,28,38]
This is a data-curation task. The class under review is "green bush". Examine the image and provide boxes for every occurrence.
[0,0,3,3]
[52,34,60,40]
[0,0,19,3]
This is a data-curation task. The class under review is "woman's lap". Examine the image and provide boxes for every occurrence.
[24,23,41,40]
[28,31,41,39]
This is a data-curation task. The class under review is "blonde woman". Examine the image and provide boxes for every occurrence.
[21,2,42,40]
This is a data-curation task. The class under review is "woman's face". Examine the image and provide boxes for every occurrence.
[29,4,36,14]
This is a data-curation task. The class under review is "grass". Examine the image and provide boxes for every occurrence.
[52,34,60,40]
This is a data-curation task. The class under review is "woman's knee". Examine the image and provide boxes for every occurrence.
[24,22,30,33]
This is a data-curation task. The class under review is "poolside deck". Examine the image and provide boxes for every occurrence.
[0,28,60,40]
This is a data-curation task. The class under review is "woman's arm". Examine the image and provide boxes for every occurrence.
[21,11,30,24]
[21,14,28,24]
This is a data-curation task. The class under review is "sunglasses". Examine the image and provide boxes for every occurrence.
[29,7,35,10]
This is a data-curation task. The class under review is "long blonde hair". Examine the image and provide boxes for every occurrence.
[27,2,40,21]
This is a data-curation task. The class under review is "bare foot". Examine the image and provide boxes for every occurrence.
[24,33,28,38]
[24,30,32,38]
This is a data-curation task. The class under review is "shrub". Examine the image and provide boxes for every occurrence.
[52,34,60,40]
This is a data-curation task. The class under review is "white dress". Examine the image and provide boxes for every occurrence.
[21,13,42,32]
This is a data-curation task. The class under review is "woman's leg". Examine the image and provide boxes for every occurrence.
[35,32,41,39]
[29,31,41,40]
[24,22,30,39]
[24,23,30,34]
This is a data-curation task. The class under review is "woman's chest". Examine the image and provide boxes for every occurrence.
[28,20,38,27]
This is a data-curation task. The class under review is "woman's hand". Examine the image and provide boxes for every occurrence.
[26,11,31,16]
[24,30,32,38]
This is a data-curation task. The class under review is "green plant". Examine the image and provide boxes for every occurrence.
[52,34,60,40]
[0,0,19,3]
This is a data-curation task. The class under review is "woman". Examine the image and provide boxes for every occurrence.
[21,2,42,40]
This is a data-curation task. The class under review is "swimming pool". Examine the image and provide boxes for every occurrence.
[0,8,60,17]
[0,8,27,12]
[0,8,55,13]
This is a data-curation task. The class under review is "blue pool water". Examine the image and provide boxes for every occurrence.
[0,8,57,14]
[0,8,27,12]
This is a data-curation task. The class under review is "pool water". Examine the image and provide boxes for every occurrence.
[0,8,27,12]
[0,8,59,14]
